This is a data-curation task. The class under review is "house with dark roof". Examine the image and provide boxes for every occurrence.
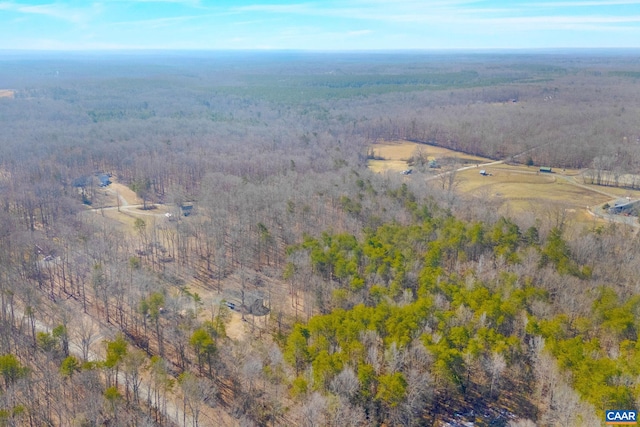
[180,203,194,216]
[72,172,111,188]
[608,199,639,215]
[98,173,111,187]
[72,176,89,188]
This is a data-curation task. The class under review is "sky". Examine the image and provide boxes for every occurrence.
[2,0,640,50]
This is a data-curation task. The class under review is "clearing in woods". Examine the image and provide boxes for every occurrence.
[368,140,491,173]
[87,180,176,233]
[369,140,640,227]
[456,164,604,219]
[456,163,640,222]
[87,179,301,344]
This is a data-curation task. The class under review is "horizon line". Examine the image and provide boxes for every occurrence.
[2,47,640,54]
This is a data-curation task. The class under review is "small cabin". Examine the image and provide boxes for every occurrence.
[180,203,194,217]
[539,167,552,173]
[479,170,488,176]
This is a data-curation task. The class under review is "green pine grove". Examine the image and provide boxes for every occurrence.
[281,185,638,423]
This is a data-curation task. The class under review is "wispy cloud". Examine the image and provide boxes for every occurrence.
[2,0,640,50]
[103,0,200,4]
[346,29,372,36]
[110,14,202,28]
[230,2,513,25]
[527,0,640,6]
[502,15,640,24]
[226,0,640,35]
[233,3,316,14]
[0,1,100,25]
[348,0,482,6]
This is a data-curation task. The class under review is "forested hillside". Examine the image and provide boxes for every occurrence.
[1,51,640,426]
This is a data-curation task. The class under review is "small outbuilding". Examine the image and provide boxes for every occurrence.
[479,170,488,176]
[249,298,270,316]
[539,167,552,173]
[180,203,194,217]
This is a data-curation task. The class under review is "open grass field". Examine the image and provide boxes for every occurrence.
[0,90,15,98]
[368,158,409,173]
[369,140,640,228]
[458,166,603,208]
[109,182,140,206]
[368,140,492,172]
[457,164,640,227]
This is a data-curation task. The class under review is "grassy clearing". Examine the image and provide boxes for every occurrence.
[368,159,410,173]
[456,165,640,227]
[84,181,175,234]
[225,312,248,341]
[369,141,640,227]
[108,182,140,206]
[368,140,492,172]
[99,205,175,235]
[459,167,597,203]
[100,208,145,232]
[589,183,640,199]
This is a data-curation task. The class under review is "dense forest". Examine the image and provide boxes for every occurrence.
[1,51,640,426]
